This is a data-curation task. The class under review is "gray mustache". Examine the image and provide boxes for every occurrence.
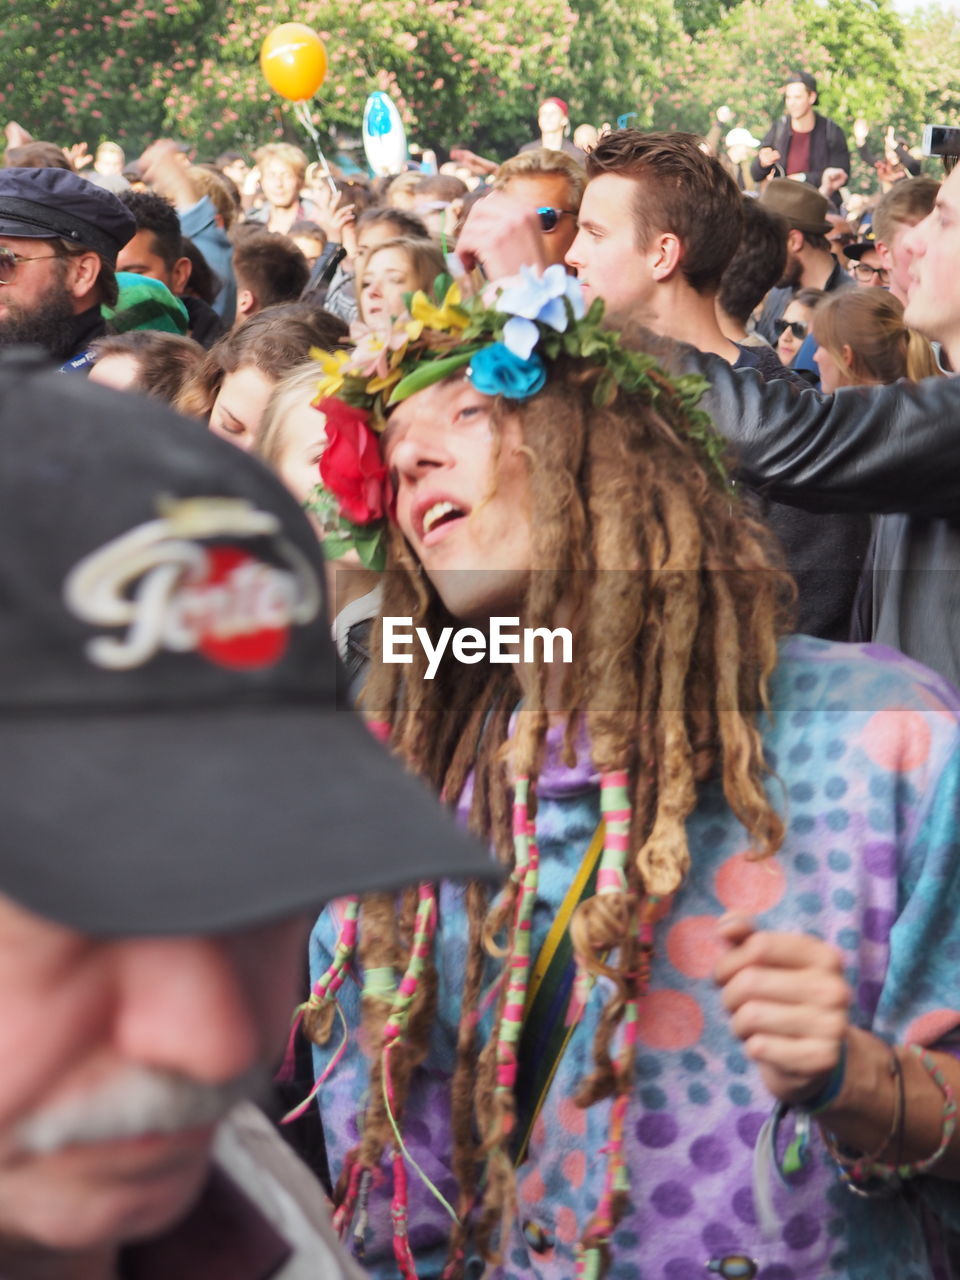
[15,1063,269,1154]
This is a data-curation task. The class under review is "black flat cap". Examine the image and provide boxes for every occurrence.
[0,168,136,265]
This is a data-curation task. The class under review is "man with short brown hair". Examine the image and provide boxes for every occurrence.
[872,175,939,304]
[565,130,744,355]
[751,70,849,198]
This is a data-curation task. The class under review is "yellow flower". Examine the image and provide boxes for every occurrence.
[367,367,403,395]
[408,282,469,335]
[311,347,351,400]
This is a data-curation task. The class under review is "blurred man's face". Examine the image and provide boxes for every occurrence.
[877,219,923,305]
[0,891,306,1264]
[850,247,889,288]
[784,84,816,120]
[95,146,124,177]
[117,231,178,293]
[261,161,300,211]
[0,235,84,360]
[826,220,857,261]
[903,166,960,361]
[538,101,567,135]
[500,172,579,267]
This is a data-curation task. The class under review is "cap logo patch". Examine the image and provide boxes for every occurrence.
[63,499,320,670]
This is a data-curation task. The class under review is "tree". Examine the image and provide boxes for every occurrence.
[162,0,577,158]
[559,0,685,129]
[0,0,219,152]
[650,0,924,184]
[652,0,832,136]
[902,5,960,129]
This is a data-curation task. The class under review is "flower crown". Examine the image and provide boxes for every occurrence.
[307,266,730,572]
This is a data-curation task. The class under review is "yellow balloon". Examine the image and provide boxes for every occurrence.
[260,23,328,102]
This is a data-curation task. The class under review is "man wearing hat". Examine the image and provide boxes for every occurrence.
[751,70,849,199]
[844,233,891,288]
[754,177,852,343]
[0,167,136,369]
[0,348,498,1278]
[722,126,762,192]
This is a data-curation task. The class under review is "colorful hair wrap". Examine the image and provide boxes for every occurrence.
[492,777,541,1115]
[576,893,660,1278]
[597,770,631,896]
[378,884,455,1275]
[275,894,360,1097]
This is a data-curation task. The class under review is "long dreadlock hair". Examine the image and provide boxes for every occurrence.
[309,347,793,1276]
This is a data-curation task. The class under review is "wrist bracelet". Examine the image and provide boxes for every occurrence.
[799,1041,848,1115]
[823,1043,956,1188]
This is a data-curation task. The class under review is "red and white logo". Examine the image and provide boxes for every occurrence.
[63,499,321,670]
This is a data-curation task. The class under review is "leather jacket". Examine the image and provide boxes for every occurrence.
[669,350,960,517]
[664,347,960,682]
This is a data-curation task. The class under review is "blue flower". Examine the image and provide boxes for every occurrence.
[497,264,586,336]
[469,342,546,400]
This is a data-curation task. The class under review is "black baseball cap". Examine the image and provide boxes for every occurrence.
[0,348,500,937]
[843,236,878,262]
[0,167,136,265]
[785,70,818,96]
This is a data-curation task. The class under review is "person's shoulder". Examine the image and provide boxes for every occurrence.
[819,113,847,137]
[733,342,800,384]
[775,635,960,731]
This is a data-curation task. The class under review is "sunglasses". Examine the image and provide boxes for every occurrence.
[0,247,60,285]
[852,262,890,283]
[828,232,857,246]
[774,318,808,341]
[537,206,578,233]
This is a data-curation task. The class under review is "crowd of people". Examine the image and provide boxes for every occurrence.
[2,69,960,1280]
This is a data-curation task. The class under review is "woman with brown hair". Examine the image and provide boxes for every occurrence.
[356,237,446,332]
[175,302,347,450]
[88,330,204,403]
[811,288,940,392]
[304,273,960,1280]
[810,289,943,649]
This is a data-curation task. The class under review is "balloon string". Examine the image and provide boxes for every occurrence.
[294,99,338,197]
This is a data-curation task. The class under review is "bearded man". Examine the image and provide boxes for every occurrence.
[0,167,135,369]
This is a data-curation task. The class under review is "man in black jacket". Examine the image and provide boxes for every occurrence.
[751,71,850,199]
[652,162,960,683]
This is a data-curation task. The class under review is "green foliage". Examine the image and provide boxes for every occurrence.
[903,5,960,127]
[560,0,684,128]
[654,0,831,135]
[0,0,220,151]
[0,0,952,180]
[157,0,577,156]
[675,0,742,36]
[792,0,920,127]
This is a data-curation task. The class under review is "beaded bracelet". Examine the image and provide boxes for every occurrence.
[823,1044,957,1189]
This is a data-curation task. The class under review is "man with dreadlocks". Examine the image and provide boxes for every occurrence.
[302,267,960,1280]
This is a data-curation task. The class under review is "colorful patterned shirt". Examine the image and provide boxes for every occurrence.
[310,637,960,1279]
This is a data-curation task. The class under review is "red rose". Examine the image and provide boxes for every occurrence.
[317,398,390,525]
